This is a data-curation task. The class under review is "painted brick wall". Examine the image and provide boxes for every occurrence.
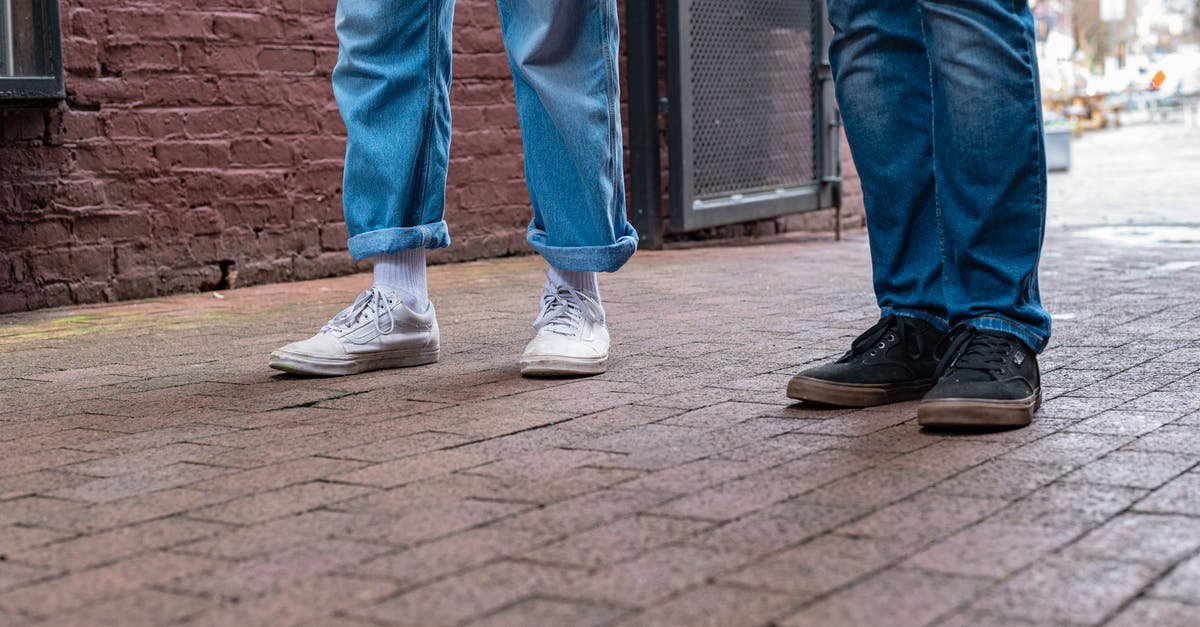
[0,0,862,314]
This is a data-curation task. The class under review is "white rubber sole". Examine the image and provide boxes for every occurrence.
[269,345,440,377]
[519,354,607,377]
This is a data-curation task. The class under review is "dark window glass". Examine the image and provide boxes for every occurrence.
[5,0,43,76]
[0,0,63,100]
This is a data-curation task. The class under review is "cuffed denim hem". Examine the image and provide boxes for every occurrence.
[347,220,451,260]
[961,315,1048,354]
[527,224,639,273]
[881,307,950,333]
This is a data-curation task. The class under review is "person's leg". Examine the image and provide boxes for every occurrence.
[829,0,947,329]
[914,0,1048,428]
[786,0,949,406]
[495,0,638,376]
[270,0,452,376]
[495,0,639,274]
[336,0,454,263]
[337,0,456,315]
[918,0,1050,352]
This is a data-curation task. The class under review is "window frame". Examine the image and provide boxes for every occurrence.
[0,0,65,102]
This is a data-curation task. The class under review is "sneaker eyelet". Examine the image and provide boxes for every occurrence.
[885,334,895,342]
[877,342,886,349]
[869,350,878,357]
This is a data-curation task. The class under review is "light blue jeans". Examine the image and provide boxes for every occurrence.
[333,0,639,272]
[828,0,1051,351]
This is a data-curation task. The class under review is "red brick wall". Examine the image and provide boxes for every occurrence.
[0,0,862,314]
[0,0,534,314]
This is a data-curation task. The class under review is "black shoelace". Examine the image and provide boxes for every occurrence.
[934,327,1016,379]
[838,315,928,364]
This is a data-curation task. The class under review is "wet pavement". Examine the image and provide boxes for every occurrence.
[2,119,1199,626]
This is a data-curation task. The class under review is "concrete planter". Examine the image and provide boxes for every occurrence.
[1045,126,1072,172]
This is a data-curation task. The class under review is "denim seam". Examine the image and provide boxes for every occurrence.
[1022,10,1048,314]
[913,2,951,324]
[415,1,439,224]
[599,0,620,222]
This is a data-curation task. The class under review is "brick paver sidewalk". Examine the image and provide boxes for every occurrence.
[3,122,1200,625]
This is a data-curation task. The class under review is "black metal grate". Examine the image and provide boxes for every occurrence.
[687,0,816,198]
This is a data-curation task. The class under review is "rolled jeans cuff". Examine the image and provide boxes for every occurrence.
[347,221,451,260]
[881,308,950,333]
[527,223,639,273]
[962,316,1048,354]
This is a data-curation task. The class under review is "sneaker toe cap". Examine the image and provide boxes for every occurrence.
[276,333,348,359]
[925,379,1035,402]
[522,333,607,360]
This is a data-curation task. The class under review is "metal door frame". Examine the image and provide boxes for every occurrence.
[661,0,840,233]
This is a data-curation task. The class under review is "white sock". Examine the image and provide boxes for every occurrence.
[548,266,600,300]
[372,249,429,312]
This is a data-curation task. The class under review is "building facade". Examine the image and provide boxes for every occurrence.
[0,0,862,314]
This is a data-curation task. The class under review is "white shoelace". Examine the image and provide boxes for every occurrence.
[532,283,604,337]
[321,288,396,336]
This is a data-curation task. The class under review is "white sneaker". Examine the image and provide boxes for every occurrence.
[269,287,439,376]
[519,278,609,377]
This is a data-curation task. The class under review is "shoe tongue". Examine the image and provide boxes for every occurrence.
[324,290,388,332]
[948,332,1015,375]
[543,302,583,336]
[535,284,602,334]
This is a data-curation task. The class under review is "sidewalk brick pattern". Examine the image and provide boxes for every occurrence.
[2,118,1200,624]
[2,218,1199,625]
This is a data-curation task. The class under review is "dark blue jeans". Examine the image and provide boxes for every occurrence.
[828,0,1051,352]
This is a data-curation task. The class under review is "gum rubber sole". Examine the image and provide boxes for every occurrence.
[269,347,440,377]
[917,388,1042,428]
[786,375,934,408]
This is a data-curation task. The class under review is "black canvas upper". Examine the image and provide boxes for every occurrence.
[925,326,1040,401]
[799,315,947,385]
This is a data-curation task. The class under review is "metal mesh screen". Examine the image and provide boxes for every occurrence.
[686,0,816,198]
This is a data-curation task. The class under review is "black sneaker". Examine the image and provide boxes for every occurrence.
[917,326,1041,428]
[786,315,948,407]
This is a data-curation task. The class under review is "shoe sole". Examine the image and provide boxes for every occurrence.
[268,346,440,377]
[917,388,1042,428]
[519,355,607,378]
[786,375,934,407]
